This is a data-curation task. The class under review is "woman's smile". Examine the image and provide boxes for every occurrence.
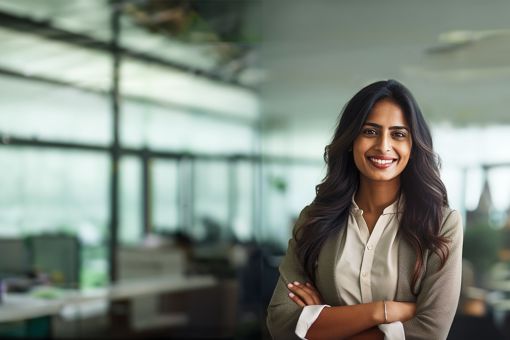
[367,156,398,169]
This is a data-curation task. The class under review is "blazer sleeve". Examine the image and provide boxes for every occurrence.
[403,209,464,340]
[266,207,312,340]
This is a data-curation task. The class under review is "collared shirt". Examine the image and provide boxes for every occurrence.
[295,196,406,340]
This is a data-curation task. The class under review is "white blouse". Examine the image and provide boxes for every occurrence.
[295,196,406,340]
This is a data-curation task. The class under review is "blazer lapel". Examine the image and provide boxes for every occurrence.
[396,234,419,301]
[316,226,346,305]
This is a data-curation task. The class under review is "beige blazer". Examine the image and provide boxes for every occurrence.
[267,207,463,340]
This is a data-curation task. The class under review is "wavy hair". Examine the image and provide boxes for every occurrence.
[294,80,449,292]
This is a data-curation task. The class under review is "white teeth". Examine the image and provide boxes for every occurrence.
[369,157,394,165]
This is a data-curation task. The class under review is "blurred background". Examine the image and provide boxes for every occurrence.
[0,0,509,339]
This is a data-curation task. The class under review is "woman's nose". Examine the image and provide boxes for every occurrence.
[377,134,392,152]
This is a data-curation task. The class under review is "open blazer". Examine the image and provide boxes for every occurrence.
[267,207,463,340]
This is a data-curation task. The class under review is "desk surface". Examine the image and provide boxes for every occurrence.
[0,275,216,323]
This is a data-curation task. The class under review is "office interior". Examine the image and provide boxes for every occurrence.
[0,0,510,339]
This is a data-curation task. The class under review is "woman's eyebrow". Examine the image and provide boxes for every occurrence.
[364,122,409,131]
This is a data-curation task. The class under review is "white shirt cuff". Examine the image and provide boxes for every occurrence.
[295,305,330,339]
[378,321,406,340]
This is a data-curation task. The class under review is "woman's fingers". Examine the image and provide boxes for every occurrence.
[305,282,318,291]
[301,281,322,304]
[287,281,322,305]
[287,282,314,305]
[305,282,323,302]
[288,292,306,307]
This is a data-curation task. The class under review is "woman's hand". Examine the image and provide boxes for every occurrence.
[287,281,324,307]
[384,301,416,323]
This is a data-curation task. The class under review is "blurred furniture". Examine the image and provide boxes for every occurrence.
[116,245,187,332]
[164,278,239,338]
[448,314,506,340]
[0,275,216,323]
[27,234,81,288]
[116,243,241,337]
[0,238,31,278]
[0,275,217,338]
[118,245,185,279]
[0,235,80,337]
[484,261,510,338]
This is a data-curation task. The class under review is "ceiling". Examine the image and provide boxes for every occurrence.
[259,0,510,131]
[0,0,509,132]
[0,0,260,122]
[0,0,261,78]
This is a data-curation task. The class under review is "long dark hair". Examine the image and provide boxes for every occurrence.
[295,79,449,291]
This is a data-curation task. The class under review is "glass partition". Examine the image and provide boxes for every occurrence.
[152,159,179,233]
[119,156,142,245]
[0,147,109,287]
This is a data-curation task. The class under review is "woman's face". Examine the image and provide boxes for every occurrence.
[352,98,412,183]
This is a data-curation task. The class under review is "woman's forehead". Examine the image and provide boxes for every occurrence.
[365,99,409,126]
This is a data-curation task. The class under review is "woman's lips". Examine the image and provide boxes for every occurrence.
[367,156,397,169]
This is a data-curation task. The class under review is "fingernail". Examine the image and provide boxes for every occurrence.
[287,283,293,288]
[294,281,300,285]
[288,292,295,297]
[305,282,310,286]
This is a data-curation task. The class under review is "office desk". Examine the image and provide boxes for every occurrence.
[0,275,216,324]
[0,294,63,323]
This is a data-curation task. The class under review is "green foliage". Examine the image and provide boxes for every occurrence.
[268,175,287,193]
[80,245,108,288]
[81,269,107,288]
[462,223,502,278]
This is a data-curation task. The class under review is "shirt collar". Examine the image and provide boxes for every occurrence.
[350,192,405,215]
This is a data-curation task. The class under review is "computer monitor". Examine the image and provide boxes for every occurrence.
[0,237,31,278]
[27,234,81,288]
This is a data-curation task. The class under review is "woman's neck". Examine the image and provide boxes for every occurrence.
[354,176,400,215]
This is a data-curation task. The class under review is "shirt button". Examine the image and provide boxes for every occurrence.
[367,244,373,250]
[362,272,368,277]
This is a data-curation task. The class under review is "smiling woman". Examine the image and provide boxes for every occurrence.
[353,99,412,183]
[266,80,463,340]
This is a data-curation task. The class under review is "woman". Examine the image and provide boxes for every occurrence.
[266,80,463,340]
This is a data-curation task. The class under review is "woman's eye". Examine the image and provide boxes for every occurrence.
[392,131,407,138]
[362,129,377,136]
